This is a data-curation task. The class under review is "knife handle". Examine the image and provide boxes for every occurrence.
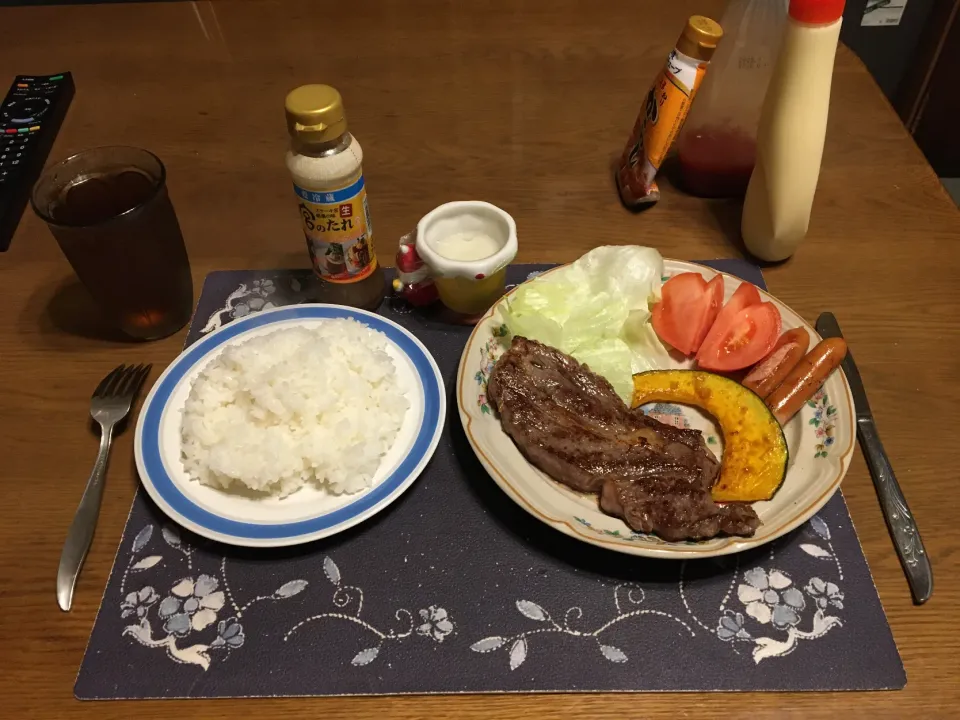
[857,420,933,604]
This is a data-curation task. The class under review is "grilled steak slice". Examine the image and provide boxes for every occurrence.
[487,336,759,541]
[600,476,760,542]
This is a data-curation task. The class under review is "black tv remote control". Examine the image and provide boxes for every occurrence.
[0,72,75,252]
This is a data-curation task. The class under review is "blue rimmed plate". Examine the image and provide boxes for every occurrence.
[134,304,445,548]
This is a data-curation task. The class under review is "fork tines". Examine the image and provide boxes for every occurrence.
[94,364,152,400]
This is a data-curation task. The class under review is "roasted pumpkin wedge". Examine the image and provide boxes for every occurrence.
[631,370,788,502]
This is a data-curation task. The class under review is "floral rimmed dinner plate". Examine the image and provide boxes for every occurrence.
[135,305,445,548]
[456,260,856,559]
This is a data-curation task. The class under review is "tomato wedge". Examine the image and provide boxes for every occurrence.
[697,298,782,371]
[719,282,761,321]
[697,282,761,362]
[651,273,723,355]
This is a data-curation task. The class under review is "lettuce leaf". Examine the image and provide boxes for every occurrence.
[500,246,669,401]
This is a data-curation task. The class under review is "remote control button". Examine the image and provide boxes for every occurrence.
[2,96,51,124]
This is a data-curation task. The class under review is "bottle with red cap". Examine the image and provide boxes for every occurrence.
[741,0,846,262]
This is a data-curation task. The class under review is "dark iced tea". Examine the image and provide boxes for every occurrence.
[32,147,192,340]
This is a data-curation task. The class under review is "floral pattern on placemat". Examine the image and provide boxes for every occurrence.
[476,514,844,667]
[118,523,460,673]
[118,524,308,670]
[284,556,456,667]
[471,586,695,668]
[199,274,315,335]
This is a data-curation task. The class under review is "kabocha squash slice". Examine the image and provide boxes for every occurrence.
[631,370,788,502]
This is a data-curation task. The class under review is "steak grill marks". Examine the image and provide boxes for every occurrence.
[487,337,759,541]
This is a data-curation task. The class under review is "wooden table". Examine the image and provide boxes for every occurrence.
[2,1,958,717]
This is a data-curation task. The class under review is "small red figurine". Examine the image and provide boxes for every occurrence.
[393,232,439,307]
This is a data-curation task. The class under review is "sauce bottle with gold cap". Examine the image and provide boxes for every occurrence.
[285,84,385,309]
[616,16,724,208]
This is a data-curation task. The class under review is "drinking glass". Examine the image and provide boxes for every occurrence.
[31,146,193,340]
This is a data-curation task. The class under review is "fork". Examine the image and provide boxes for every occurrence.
[57,364,152,612]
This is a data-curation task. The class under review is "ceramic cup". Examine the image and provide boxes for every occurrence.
[414,201,518,316]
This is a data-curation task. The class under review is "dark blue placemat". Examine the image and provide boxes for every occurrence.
[74,262,905,699]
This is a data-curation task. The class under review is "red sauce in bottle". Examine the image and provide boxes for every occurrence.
[677,125,756,198]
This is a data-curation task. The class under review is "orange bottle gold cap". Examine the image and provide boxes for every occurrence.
[676,15,723,61]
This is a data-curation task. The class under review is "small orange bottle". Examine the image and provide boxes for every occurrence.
[616,16,723,207]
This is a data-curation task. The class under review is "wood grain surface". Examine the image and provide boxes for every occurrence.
[1,1,958,717]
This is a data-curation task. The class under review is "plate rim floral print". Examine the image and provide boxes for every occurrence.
[456,260,857,559]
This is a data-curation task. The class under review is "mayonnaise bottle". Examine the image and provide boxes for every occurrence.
[741,0,845,262]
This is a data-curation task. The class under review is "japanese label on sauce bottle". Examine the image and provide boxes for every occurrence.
[617,50,708,207]
[294,174,378,283]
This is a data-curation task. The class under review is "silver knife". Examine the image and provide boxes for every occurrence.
[816,312,933,604]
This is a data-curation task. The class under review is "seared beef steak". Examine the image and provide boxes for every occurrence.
[486,336,759,541]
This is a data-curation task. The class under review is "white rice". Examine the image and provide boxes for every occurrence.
[180,319,409,497]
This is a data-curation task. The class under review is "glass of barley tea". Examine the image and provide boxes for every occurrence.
[31,146,193,340]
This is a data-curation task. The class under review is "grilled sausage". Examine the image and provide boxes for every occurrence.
[742,328,811,399]
[766,338,847,425]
